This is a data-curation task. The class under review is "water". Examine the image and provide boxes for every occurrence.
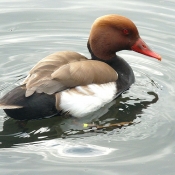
[0,0,175,174]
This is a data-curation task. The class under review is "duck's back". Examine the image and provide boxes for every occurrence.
[24,51,88,97]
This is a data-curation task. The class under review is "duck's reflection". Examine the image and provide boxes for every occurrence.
[0,91,158,148]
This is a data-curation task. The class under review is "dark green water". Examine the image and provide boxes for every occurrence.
[0,0,175,174]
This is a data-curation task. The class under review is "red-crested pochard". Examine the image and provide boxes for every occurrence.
[0,14,161,120]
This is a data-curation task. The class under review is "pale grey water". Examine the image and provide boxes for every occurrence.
[0,0,175,174]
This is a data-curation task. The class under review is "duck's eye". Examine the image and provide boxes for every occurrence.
[122,29,129,35]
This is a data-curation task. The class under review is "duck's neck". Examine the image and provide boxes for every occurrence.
[87,41,135,94]
[87,41,116,62]
[87,41,122,67]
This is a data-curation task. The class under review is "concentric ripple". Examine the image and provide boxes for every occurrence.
[0,0,175,174]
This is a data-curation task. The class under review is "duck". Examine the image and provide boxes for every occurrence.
[0,14,161,120]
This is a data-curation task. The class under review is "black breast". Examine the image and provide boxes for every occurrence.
[107,55,135,95]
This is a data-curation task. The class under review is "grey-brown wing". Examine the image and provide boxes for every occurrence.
[51,60,118,87]
[24,51,88,97]
[24,51,118,97]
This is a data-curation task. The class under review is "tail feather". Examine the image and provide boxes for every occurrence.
[0,104,23,109]
[0,85,58,120]
[0,85,26,108]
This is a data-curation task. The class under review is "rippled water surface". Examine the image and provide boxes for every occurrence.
[0,0,175,174]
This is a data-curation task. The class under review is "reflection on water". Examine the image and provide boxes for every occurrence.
[0,0,175,174]
[0,87,158,148]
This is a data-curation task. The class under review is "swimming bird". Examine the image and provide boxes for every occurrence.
[0,14,161,120]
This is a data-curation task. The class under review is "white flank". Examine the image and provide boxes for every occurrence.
[59,82,117,118]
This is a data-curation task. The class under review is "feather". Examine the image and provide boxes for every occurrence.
[0,104,23,109]
[56,82,117,117]
[23,51,88,97]
[23,51,118,98]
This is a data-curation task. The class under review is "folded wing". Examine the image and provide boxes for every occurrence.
[23,51,118,97]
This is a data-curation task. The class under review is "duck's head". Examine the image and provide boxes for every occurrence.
[88,14,161,61]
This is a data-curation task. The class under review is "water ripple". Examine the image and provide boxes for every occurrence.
[0,0,175,174]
